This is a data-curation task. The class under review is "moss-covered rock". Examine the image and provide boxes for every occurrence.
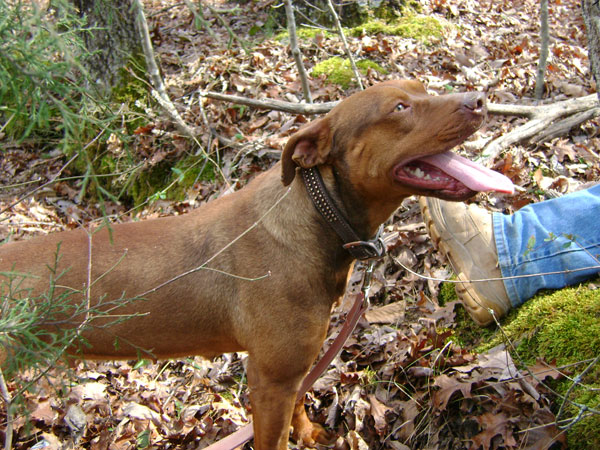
[312,56,388,88]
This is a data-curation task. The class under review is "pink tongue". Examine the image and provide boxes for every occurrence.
[420,152,514,194]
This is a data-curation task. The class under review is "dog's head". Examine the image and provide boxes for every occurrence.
[281,80,512,203]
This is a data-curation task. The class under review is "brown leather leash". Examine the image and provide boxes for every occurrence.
[204,261,376,450]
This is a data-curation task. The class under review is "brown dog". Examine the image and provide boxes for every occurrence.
[0,80,512,449]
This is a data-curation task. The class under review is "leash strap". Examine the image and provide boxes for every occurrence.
[203,262,374,450]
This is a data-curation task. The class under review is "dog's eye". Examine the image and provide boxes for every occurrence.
[395,103,408,112]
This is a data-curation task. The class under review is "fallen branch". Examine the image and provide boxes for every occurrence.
[201,90,599,164]
[200,90,337,114]
[480,94,600,163]
[201,91,599,124]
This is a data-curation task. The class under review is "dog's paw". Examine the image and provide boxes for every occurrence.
[292,420,334,448]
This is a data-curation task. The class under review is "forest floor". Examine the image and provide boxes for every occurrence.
[1,0,599,449]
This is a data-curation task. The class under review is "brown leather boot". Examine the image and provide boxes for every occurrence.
[419,197,512,326]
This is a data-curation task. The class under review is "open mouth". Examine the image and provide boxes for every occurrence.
[394,151,514,198]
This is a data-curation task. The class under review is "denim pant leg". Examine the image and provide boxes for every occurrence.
[493,184,600,307]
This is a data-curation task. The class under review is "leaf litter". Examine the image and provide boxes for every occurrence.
[1,0,598,448]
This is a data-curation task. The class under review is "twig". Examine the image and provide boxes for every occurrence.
[556,353,600,427]
[0,152,77,219]
[132,0,198,138]
[535,0,549,99]
[393,255,600,285]
[284,0,313,103]
[0,114,116,219]
[0,367,13,450]
[326,0,364,90]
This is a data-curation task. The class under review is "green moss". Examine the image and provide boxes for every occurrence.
[168,155,215,200]
[129,161,172,206]
[479,285,600,361]
[348,15,445,42]
[312,56,387,88]
[438,280,457,306]
[111,56,151,134]
[129,154,215,206]
[475,284,600,449]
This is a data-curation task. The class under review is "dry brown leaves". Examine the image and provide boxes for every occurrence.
[1,0,599,448]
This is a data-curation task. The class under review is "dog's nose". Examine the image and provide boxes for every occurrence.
[462,92,486,112]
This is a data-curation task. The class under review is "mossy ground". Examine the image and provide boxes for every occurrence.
[446,281,600,449]
[277,15,444,44]
[312,57,388,88]
[348,15,445,42]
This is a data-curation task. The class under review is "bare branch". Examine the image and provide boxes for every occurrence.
[133,0,198,138]
[481,94,600,162]
[532,106,600,143]
[201,90,337,114]
[0,367,13,450]
[535,0,549,99]
[285,0,313,103]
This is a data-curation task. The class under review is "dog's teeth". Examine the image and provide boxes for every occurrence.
[410,167,425,178]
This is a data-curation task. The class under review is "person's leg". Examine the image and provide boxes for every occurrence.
[494,183,600,306]
[419,197,511,326]
[420,185,600,326]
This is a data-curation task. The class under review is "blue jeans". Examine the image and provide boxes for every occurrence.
[493,184,600,307]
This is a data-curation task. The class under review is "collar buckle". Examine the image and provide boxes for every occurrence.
[342,225,386,261]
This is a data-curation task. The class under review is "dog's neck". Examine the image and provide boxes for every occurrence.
[301,167,385,261]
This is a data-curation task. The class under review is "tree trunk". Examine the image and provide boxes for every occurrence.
[582,0,600,102]
[74,0,141,89]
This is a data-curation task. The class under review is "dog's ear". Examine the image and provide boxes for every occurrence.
[281,118,331,186]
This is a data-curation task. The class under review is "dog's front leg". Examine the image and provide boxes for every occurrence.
[247,357,305,450]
